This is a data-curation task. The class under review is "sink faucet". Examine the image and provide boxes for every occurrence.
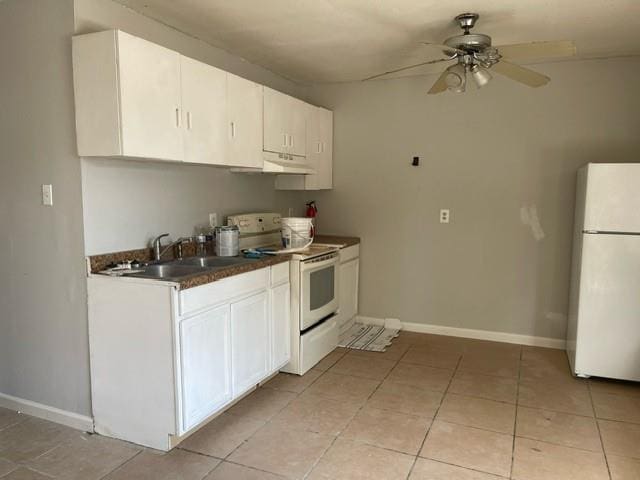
[151,234,193,261]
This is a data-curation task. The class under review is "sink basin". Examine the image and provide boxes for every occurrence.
[126,263,208,280]
[175,256,260,269]
[122,256,262,281]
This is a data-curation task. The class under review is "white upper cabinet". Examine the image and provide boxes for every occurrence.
[263,87,292,155]
[73,30,183,161]
[73,30,317,170]
[263,87,307,158]
[226,74,263,168]
[290,98,308,157]
[181,56,227,165]
[275,105,333,190]
[317,107,334,188]
[73,30,264,168]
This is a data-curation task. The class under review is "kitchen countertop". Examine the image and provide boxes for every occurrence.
[314,234,360,247]
[88,234,359,290]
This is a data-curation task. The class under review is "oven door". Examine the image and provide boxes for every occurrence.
[299,252,339,331]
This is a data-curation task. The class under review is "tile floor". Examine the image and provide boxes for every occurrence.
[2,332,640,479]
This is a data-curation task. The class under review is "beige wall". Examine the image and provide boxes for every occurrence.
[308,57,640,340]
[82,158,306,254]
[0,0,91,415]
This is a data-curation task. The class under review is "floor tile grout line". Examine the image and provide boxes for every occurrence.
[202,349,347,477]
[512,434,607,455]
[587,380,614,480]
[415,457,512,479]
[405,347,464,480]
[303,345,407,479]
[217,384,313,462]
[509,346,523,479]
[212,457,291,478]
[95,448,144,480]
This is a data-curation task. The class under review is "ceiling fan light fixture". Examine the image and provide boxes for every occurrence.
[445,63,466,93]
[470,64,492,88]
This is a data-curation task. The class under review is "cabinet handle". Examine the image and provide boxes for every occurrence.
[283,133,288,148]
[175,107,181,128]
[230,121,236,139]
[186,111,192,130]
[317,141,321,154]
[289,135,294,148]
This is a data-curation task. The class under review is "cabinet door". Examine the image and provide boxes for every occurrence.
[337,258,359,330]
[271,282,291,369]
[263,87,291,154]
[289,98,308,157]
[117,31,183,161]
[179,305,232,431]
[304,106,322,190]
[231,291,270,396]
[181,56,227,165]
[227,74,263,168]
[317,108,334,189]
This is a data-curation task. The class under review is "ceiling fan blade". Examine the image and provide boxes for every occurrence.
[427,69,449,95]
[362,57,454,81]
[491,60,550,87]
[496,40,576,60]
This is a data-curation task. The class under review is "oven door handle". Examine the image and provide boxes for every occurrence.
[300,255,339,272]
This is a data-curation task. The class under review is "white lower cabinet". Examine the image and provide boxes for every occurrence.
[230,291,270,397]
[87,263,292,451]
[271,281,291,369]
[179,304,231,431]
[336,245,360,332]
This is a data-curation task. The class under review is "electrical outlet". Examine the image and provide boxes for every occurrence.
[209,213,218,228]
[440,209,450,224]
[42,184,53,206]
[288,207,294,217]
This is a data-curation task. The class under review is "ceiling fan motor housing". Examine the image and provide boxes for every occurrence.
[444,33,492,53]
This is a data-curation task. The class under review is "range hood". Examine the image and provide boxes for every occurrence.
[232,151,316,175]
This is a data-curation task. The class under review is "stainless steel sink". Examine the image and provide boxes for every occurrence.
[123,256,261,281]
[176,256,260,268]
[126,263,208,280]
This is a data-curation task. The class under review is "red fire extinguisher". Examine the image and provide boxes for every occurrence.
[306,201,317,239]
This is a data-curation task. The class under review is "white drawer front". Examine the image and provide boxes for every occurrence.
[340,244,359,263]
[300,318,338,375]
[270,261,290,286]
[179,268,269,316]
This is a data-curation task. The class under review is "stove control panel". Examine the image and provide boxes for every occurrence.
[227,212,282,235]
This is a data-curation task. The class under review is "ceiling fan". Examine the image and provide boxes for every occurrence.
[364,13,576,94]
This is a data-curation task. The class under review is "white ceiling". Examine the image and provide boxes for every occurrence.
[114,0,640,83]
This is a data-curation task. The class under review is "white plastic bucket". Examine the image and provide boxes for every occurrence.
[281,217,314,249]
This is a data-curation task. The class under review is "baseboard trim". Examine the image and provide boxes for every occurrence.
[355,316,566,349]
[0,392,94,432]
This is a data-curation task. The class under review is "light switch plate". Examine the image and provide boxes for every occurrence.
[209,213,218,228]
[42,184,53,206]
[440,209,450,223]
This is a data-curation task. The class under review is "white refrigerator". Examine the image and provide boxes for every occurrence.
[567,163,640,381]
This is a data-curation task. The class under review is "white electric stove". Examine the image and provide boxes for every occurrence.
[227,213,340,374]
